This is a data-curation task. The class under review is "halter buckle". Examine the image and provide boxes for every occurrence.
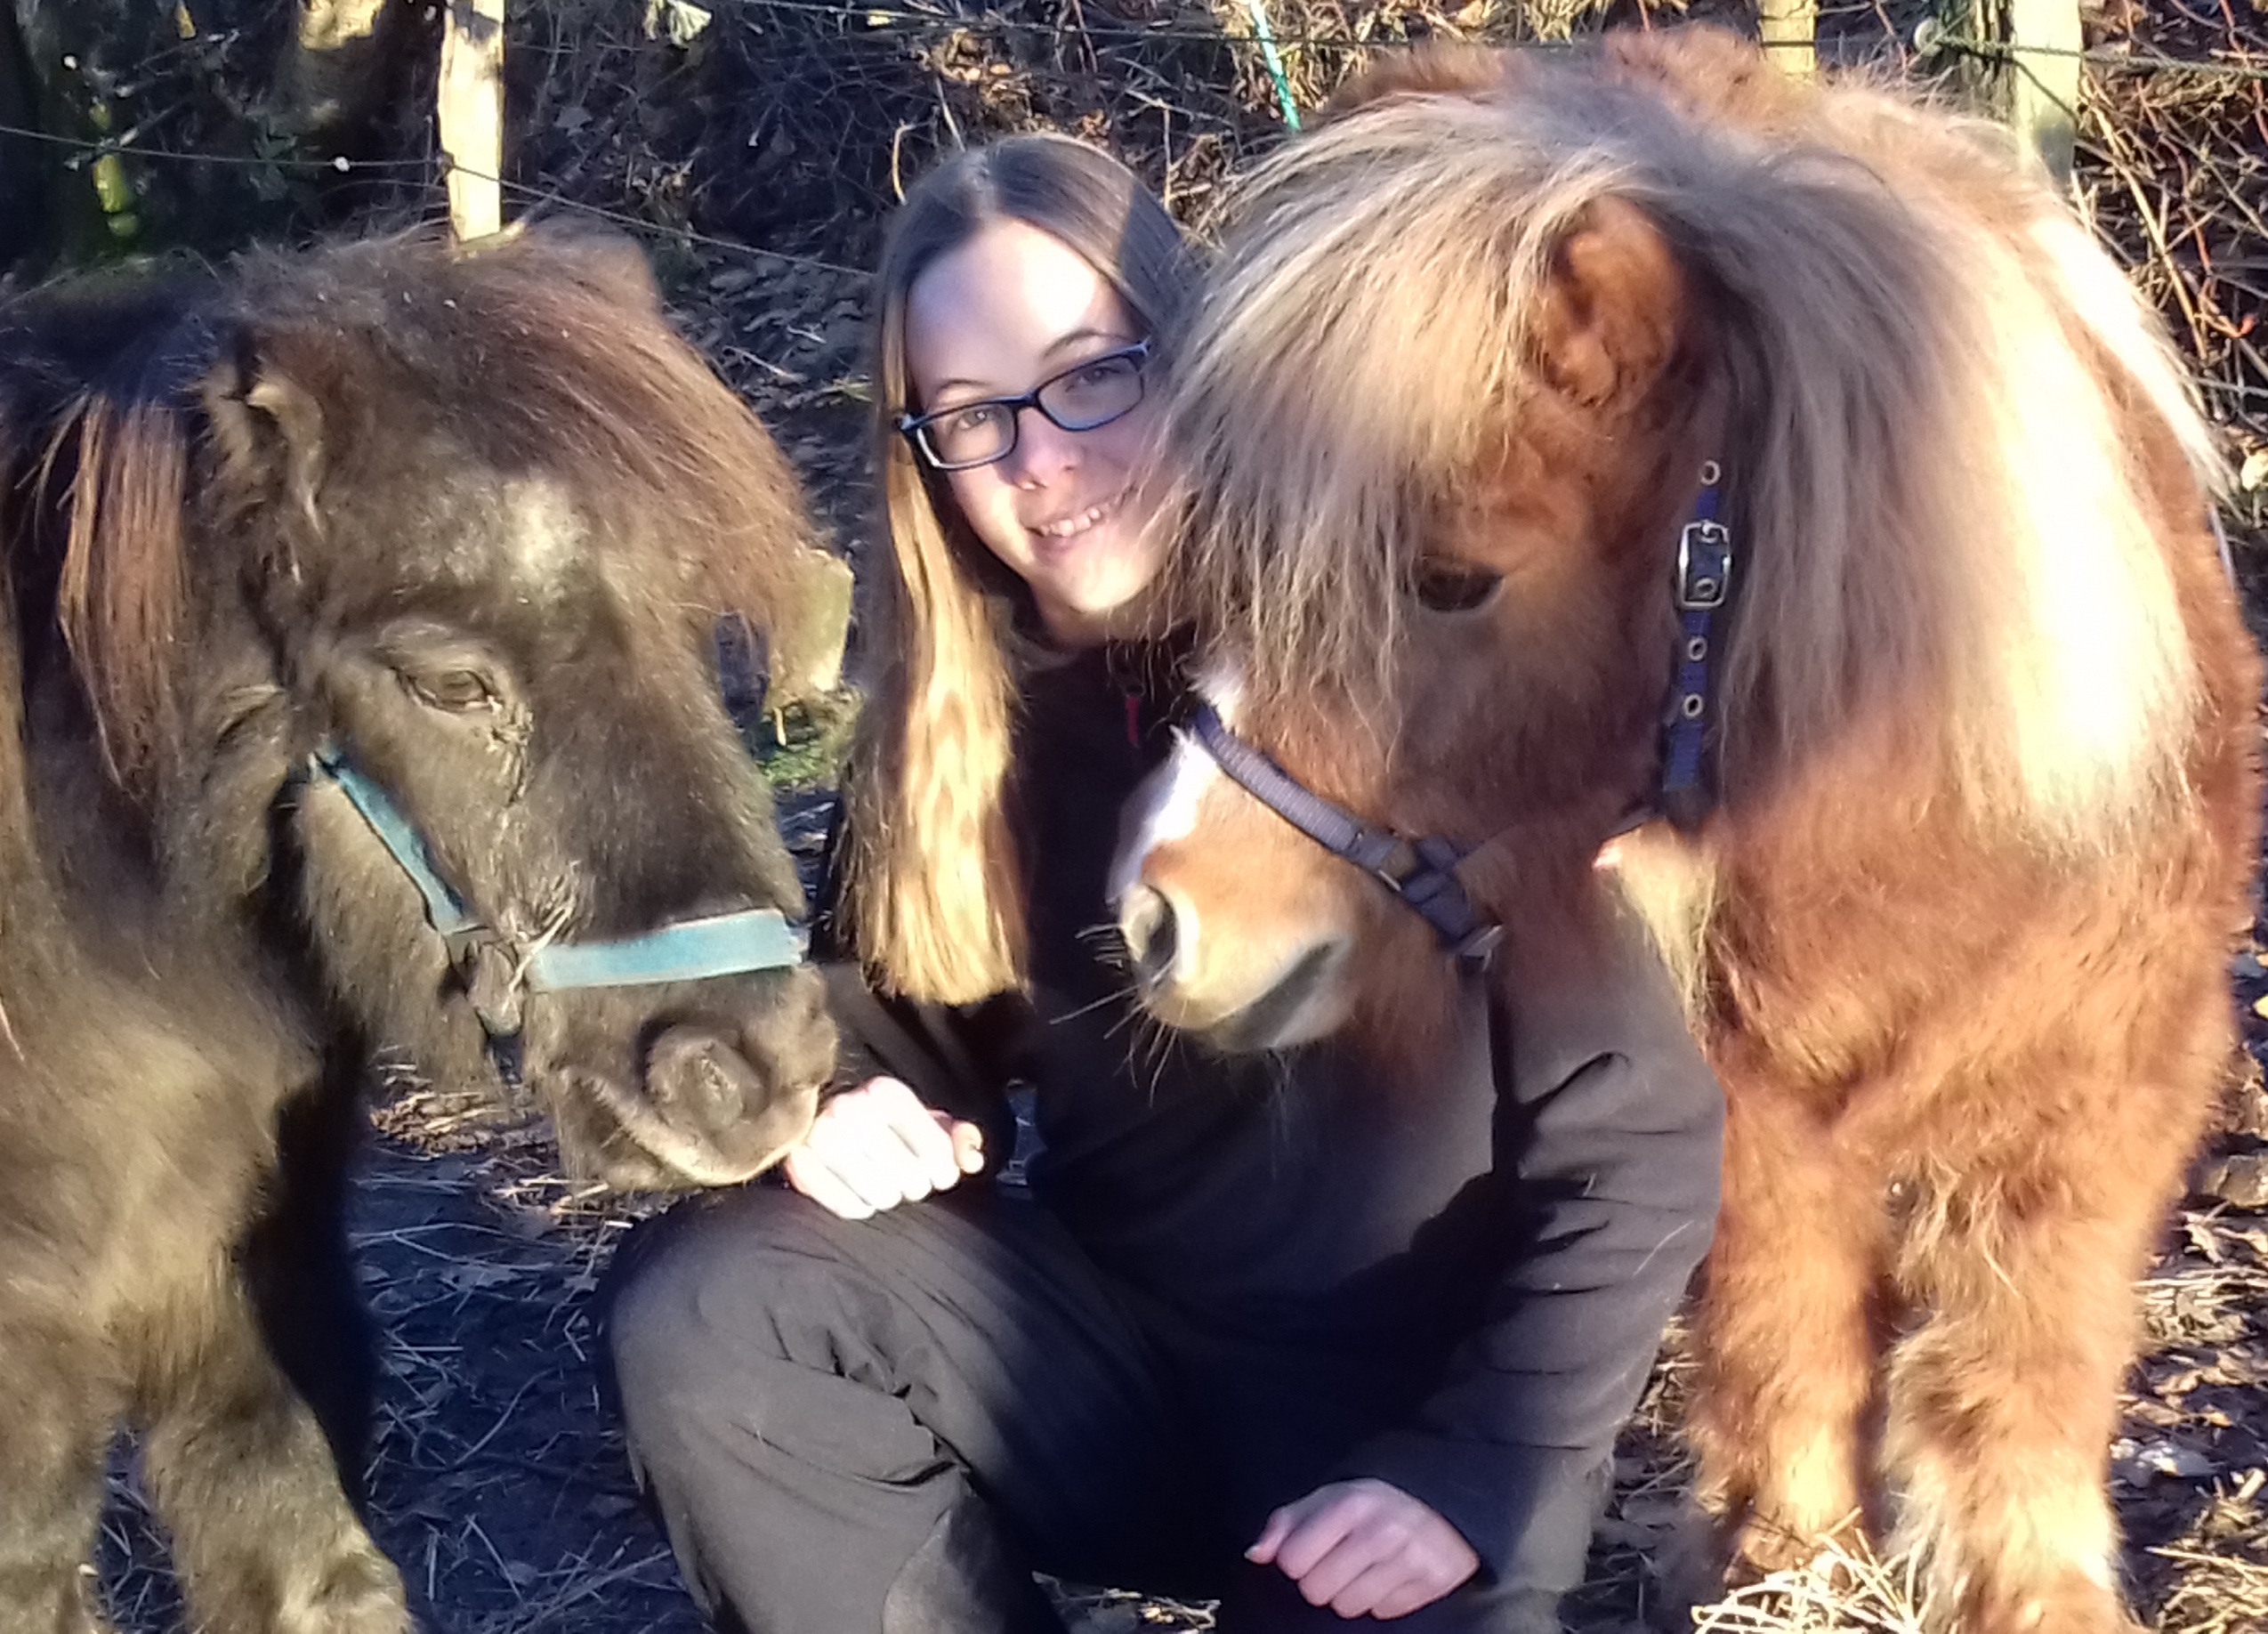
[1676,519,1734,611]
[1452,923,1506,975]
[455,932,526,1040]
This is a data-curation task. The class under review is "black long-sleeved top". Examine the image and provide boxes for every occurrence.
[824,643,1723,1597]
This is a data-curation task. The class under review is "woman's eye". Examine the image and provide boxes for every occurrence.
[1066,357,1136,395]
[948,404,1005,436]
[405,668,495,712]
[1408,558,1504,614]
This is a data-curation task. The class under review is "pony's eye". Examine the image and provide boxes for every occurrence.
[404,668,494,712]
[1408,558,1503,614]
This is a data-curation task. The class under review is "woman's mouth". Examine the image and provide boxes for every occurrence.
[1029,487,1129,541]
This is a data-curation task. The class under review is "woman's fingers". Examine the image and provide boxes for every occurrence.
[945,1112,988,1174]
[1247,1480,1480,1619]
[779,1145,877,1219]
[862,1078,965,1192]
[781,1078,986,1217]
[1295,1525,1400,1611]
[1322,1554,1412,1620]
[1246,1506,1295,1566]
[1255,1487,1365,1581]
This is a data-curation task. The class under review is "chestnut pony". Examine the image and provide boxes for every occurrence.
[1114,29,2263,1634]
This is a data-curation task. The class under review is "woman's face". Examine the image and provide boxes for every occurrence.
[905,219,1165,647]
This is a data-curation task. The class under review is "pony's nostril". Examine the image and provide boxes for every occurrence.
[645,1024,755,1134]
[1119,885,1180,986]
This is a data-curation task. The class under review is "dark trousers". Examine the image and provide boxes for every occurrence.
[602,1183,1566,1634]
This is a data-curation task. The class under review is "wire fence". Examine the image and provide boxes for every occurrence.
[10,1,2268,517]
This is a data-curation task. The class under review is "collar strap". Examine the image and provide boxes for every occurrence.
[309,744,808,993]
[1186,703,1505,975]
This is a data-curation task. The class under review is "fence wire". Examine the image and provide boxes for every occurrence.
[10,2,2268,521]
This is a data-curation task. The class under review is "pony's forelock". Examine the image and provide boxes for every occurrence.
[1163,44,2208,856]
[330,228,810,631]
[52,387,192,786]
[1159,91,1599,718]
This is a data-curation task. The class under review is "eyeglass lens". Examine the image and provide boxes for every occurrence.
[921,352,1145,468]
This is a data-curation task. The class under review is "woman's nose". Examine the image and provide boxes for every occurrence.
[1002,407,1083,486]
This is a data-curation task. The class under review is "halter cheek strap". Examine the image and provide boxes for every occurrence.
[307,743,808,1045]
[1658,460,1734,833]
[1187,703,1505,974]
[1184,461,1735,972]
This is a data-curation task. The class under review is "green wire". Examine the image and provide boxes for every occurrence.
[1239,0,1302,130]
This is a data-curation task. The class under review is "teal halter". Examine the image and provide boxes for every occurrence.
[309,743,807,1012]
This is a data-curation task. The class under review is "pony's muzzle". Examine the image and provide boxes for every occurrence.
[573,1019,821,1188]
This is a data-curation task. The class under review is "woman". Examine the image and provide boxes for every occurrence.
[605,133,1723,1634]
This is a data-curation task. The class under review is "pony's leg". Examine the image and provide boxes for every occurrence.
[0,1322,123,1634]
[242,1070,377,1499]
[1681,1078,1885,1581]
[1882,1088,2192,1634]
[136,1277,408,1634]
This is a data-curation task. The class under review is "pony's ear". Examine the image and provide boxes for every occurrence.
[203,337,327,528]
[1315,43,1511,122]
[769,546,855,709]
[506,222,666,320]
[1527,198,1684,408]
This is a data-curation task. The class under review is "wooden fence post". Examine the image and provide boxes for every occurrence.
[438,0,504,240]
[2007,0,2083,184]
[1757,0,1816,78]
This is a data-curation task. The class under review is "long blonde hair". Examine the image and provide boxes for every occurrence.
[843,134,1196,1002]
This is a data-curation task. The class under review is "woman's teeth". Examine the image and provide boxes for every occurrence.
[1033,489,1126,540]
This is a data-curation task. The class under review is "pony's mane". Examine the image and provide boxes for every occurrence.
[1161,31,2213,850]
[14,223,811,789]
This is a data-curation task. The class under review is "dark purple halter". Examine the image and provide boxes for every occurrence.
[1187,701,1506,975]
[1657,460,1733,832]
[1185,464,1733,975]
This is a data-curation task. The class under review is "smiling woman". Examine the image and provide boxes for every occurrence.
[603,129,1725,1634]
[900,224,1160,645]
[849,135,1199,1003]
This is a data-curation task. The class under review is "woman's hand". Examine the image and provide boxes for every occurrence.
[1247,1478,1481,1620]
[780,1077,987,1219]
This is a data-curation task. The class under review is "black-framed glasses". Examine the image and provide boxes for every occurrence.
[899,340,1151,472]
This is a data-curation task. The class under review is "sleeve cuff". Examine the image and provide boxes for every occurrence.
[1336,1430,1610,1594]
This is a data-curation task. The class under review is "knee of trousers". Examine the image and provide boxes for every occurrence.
[601,1185,852,1430]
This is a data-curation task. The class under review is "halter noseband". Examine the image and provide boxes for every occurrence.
[1185,460,1734,976]
[1186,703,1506,975]
[307,745,808,1068]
